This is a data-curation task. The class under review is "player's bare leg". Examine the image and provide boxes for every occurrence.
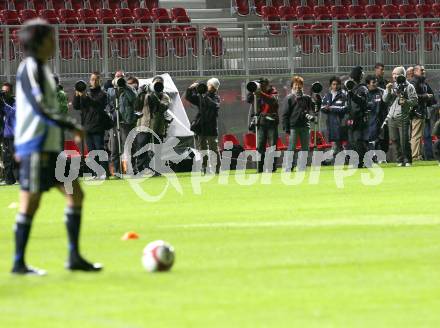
[11,191,47,276]
[59,180,103,272]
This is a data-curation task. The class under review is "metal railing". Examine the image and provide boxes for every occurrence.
[1,18,440,80]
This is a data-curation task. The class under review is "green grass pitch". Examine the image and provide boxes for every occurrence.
[1,163,440,327]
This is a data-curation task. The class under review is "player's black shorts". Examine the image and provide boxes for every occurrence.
[19,152,62,192]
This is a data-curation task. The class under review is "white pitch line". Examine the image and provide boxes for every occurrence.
[159,216,440,229]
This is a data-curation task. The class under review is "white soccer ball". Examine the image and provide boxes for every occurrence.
[142,240,175,272]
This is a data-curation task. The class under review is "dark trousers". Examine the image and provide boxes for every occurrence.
[288,127,310,168]
[134,131,152,172]
[3,137,18,184]
[196,135,220,174]
[423,120,434,160]
[389,118,411,164]
[110,123,136,174]
[86,132,107,176]
[257,124,278,172]
[348,128,368,167]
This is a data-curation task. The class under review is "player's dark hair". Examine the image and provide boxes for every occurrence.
[2,82,13,93]
[19,18,54,57]
[375,62,384,69]
[365,75,377,85]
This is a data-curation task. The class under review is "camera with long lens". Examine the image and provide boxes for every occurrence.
[116,77,126,88]
[75,80,87,93]
[149,81,164,93]
[395,75,407,95]
[344,79,356,91]
[196,83,208,94]
[246,81,261,93]
[311,81,323,94]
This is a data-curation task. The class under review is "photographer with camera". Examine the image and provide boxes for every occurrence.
[73,72,108,178]
[345,66,369,168]
[383,66,418,167]
[247,78,279,173]
[186,78,221,174]
[282,76,315,170]
[410,65,437,161]
[320,76,348,157]
[136,75,171,174]
[106,70,138,176]
[0,82,18,185]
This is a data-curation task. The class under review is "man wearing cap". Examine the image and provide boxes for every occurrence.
[12,19,102,275]
[383,66,418,166]
[186,78,221,174]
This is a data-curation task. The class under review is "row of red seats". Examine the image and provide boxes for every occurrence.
[0,0,158,11]
[292,21,440,54]
[234,0,438,19]
[222,133,332,151]
[260,3,440,23]
[1,26,224,60]
[0,7,190,25]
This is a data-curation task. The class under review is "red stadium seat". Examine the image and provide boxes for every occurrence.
[365,4,382,19]
[175,15,191,30]
[253,0,267,16]
[382,4,400,19]
[89,0,102,10]
[133,7,152,23]
[109,28,130,58]
[127,0,140,10]
[398,23,418,52]
[115,8,134,24]
[243,133,257,151]
[78,8,98,24]
[433,3,440,17]
[416,4,433,18]
[184,26,198,56]
[221,134,240,150]
[155,26,168,58]
[399,4,416,19]
[58,9,79,24]
[171,7,188,21]
[297,5,313,18]
[58,29,74,59]
[276,137,288,151]
[19,9,37,23]
[293,24,314,55]
[108,0,120,10]
[234,0,250,16]
[96,8,116,24]
[129,27,149,58]
[29,0,47,11]
[72,28,93,59]
[152,7,170,20]
[279,5,296,21]
[1,9,20,24]
[271,0,284,10]
[262,6,282,35]
[39,9,59,23]
[382,22,400,53]
[10,0,26,11]
[348,5,366,19]
[64,140,82,158]
[145,0,158,11]
[70,0,83,10]
[166,27,187,58]
[330,5,348,20]
[314,5,330,20]
[51,0,66,11]
[203,27,224,57]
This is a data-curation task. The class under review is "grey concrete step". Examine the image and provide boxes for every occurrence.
[159,0,207,9]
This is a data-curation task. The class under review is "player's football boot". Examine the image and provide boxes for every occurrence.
[66,256,103,272]
[11,265,47,276]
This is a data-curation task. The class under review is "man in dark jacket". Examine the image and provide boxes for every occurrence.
[346,66,369,167]
[321,76,347,157]
[375,63,388,89]
[73,72,108,178]
[185,78,221,174]
[247,78,279,173]
[410,65,436,161]
[282,75,315,170]
[0,82,18,185]
[365,75,387,156]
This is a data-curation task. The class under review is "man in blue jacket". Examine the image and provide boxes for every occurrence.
[0,82,18,185]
